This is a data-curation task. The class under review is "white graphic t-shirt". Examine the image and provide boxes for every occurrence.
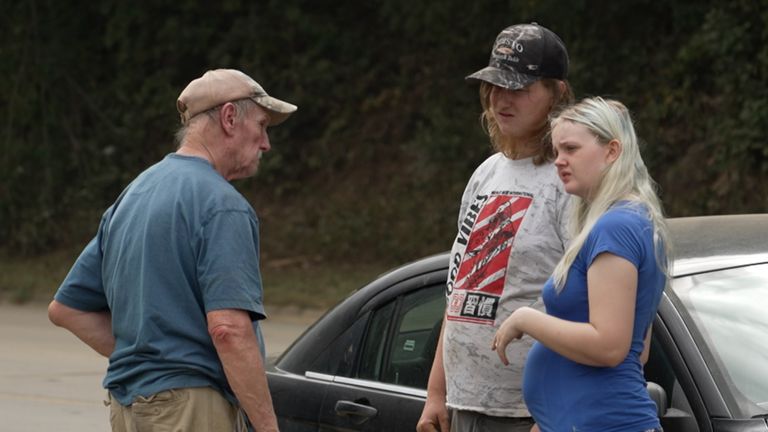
[444,153,569,417]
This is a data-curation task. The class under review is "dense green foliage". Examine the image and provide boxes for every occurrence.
[3,0,767,266]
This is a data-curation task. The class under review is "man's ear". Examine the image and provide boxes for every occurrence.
[557,80,567,96]
[606,139,622,163]
[219,102,238,135]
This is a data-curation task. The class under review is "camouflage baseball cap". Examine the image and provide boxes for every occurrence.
[466,23,568,90]
[177,69,297,126]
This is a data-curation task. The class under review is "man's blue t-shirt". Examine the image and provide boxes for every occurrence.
[54,153,266,406]
[523,204,665,432]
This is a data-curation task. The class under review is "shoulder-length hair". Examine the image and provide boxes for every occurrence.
[478,79,574,165]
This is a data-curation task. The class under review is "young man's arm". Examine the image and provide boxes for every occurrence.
[417,315,450,432]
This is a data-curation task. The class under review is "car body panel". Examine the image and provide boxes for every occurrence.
[268,214,768,431]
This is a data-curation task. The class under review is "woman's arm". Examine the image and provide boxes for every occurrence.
[494,253,637,367]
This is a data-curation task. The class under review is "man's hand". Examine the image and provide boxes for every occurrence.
[208,309,279,432]
[416,395,450,432]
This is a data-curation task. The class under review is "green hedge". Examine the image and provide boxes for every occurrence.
[2,0,766,264]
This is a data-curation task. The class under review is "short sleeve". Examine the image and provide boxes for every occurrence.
[584,209,649,270]
[197,210,266,320]
[54,235,109,312]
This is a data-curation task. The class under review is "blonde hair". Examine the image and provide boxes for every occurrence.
[478,79,574,165]
[551,97,671,290]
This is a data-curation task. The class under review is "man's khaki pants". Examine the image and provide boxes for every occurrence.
[107,387,247,432]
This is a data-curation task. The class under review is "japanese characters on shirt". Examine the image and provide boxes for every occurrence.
[447,191,533,325]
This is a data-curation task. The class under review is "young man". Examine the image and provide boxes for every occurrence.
[418,24,572,432]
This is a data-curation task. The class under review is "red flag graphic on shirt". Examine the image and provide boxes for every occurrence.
[448,194,532,324]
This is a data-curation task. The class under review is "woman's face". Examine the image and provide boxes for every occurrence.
[552,120,618,200]
[490,81,554,142]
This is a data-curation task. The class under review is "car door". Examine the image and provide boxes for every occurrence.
[315,281,445,431]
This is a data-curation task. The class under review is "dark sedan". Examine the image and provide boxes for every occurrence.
[267,214,768,431]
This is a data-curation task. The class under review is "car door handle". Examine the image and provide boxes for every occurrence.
[334,400,378,419]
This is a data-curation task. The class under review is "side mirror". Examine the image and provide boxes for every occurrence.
[647,381,668,417]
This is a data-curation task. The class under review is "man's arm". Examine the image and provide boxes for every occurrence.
[48,300,114,357]
[416,315,450,432]
[208,309,278,432]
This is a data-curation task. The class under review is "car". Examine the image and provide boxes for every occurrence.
[267,214,768,431]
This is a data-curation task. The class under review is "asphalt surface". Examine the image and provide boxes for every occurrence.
[0,303,322,432]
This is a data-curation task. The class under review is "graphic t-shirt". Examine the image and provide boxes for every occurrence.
[444,153,569,416]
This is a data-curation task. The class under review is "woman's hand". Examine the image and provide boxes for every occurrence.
[491,307,530,365]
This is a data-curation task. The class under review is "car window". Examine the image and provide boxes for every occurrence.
[644,329,700,430]
[307,314,369,377]
[672,263,768,412]
[357,284,445,389]
[358,301,395,381]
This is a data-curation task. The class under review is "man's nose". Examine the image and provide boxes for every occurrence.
[262,134,271,152]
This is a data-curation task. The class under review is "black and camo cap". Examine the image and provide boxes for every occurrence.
[466,23,568,90]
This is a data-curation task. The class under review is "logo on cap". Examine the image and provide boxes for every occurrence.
[465,23,568,90]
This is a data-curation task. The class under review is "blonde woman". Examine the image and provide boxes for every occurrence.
[493,97,670,432]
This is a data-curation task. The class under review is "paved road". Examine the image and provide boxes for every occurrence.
[0,303,322,432]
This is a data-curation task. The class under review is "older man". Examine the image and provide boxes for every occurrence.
[48,69,297,432]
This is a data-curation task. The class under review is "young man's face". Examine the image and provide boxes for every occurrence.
[489,80,553,142]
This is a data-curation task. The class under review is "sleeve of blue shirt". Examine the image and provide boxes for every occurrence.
[54,214,110,312]
[196,209,266,321]
[584,208,649,270]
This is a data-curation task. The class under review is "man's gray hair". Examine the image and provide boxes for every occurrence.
[174,98,257,146]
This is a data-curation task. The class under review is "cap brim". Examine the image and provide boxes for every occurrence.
[465,66,540,90]
[253,95,298,126]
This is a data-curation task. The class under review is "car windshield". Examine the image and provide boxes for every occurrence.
[672,262,768,412]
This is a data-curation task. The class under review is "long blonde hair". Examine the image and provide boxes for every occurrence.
[551,97,671,290]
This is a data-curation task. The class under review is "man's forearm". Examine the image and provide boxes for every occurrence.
[209,310,278,432]
[48,300,114,357]
[218,344,279,432]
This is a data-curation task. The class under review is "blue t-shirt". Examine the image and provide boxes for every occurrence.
[523,204,665,432]
[54,153,266,406]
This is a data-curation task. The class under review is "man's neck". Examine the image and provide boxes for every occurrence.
[177,138,217,169]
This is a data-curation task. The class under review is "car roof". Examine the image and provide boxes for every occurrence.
[668,214,768,276]
[373,214,768,284]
